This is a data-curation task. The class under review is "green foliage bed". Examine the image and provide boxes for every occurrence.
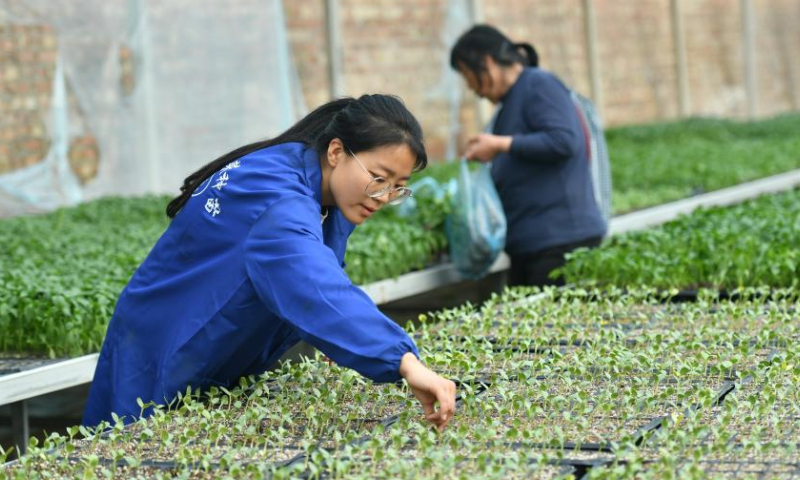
[559,189,800,290]
[0,196,170,357]
[609,114,800,213]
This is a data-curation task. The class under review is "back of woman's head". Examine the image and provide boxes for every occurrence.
[450,24,539,84]
[166,94,427,218]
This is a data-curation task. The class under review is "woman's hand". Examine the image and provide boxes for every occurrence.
[464,133,512,162]
[399,352,457,432]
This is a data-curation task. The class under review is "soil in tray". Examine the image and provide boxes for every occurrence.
[539,448,615,463]
[449,402,649,448]
[66,387,412,466]
[638,395,800,463]
[172,412,402,449]
[556,343,776,381]
[0,356,61,375]
[594,302,676,321]
[631,457,800,480]
[687,443,800,464]
[721,409,800,445]
[678,459,800,479]
[70,413,377,466]
[0,458,277,479]
[71,434,304,466]
[501,412,657,446]
[200,417,386,451]
[374,428,616,465]
[645,308,800,336]
[473,376,731,446]
[429,334,590,352]
[313,455,575,480]
[429,319,646,342]
[326,434,580,480]
[241,374,415,424]
[634,402,729,461]
[664,348,773,379]
[422,350,551,380]
[713,380,800,444]
[427,324,572,342]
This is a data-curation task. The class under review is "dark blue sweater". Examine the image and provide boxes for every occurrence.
[491,67,607,256]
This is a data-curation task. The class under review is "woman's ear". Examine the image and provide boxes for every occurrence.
[482,55,498,78]
[326,138,345,169]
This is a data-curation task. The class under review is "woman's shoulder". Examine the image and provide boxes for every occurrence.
[177,142,321,233]
[522,67,565,85]
[236,142,314,185]
[190,141,319,215]
[240,142,309,166]
[519,67,571,96]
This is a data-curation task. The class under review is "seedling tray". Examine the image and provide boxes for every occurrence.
[676,458,800,479]
[669,288,799,304]
[298,453,577,480]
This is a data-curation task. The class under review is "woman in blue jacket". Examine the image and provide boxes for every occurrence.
[83,94,456,431]
[450,25,607,287]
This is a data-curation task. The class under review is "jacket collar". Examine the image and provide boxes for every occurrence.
[301,144,324,206]
[300,144,355,232]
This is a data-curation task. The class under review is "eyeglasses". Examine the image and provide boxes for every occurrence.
[348,150,413,206]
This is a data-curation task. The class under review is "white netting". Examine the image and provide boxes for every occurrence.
[0,0,304,215]
[0,52,83,213]
[429,0,471,162]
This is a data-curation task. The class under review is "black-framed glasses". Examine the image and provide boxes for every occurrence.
[349,150,413,206]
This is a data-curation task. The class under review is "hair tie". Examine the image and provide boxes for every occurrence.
[499,41,510,57]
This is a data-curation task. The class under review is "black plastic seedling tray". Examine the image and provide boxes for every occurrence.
[677,458,800,478]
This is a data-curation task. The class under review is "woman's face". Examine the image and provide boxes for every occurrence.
[458,57,506,104]
[327,140,416,225]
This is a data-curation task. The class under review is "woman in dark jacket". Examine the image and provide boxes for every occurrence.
[450,24,607,287]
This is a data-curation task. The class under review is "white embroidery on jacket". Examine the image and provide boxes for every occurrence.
[204,198,221,217]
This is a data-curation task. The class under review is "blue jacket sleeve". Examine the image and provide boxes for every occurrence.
[243,194,419,383]
[507,73,581,163]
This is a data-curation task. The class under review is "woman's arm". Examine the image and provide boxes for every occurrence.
[244,193,456,429]
[465,73,580,163]
[244,194,415,382]
[399,352,456,432]
[464,133,512,163]
[507,73,580,162]
[465,125,576,164]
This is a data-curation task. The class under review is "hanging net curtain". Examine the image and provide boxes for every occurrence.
[0,0,305,216]
[431,0,472,162]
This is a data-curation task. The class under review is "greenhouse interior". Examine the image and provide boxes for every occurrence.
[1,0,800,479]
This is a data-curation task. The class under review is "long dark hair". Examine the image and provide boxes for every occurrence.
[449,24,539,89]
[166,94,427,218]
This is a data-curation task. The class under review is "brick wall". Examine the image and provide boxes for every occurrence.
[3,0,800,179]
[283,1,330,113]
[282,0,800,159]
[683,0,746,117]
[593,0,680,124]
[0,24,99,181]
[755,0,800,116]
[0,25,54,174]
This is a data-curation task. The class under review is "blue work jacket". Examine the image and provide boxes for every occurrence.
[82,142,419,427]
